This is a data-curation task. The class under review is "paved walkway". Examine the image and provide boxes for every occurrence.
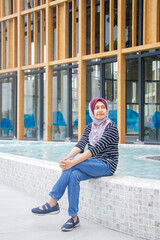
[0,183,143,240]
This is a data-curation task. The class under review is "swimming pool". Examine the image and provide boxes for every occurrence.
[0,141,160,180]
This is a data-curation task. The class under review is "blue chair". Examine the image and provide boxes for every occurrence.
[109,109,139,131]
[150,111,160,129]
[53,112,67,126]
[74,110,92,127]
[24,114,36,135]
[109,110,117,126]
[126,109,139,132]
[0,118,13,134]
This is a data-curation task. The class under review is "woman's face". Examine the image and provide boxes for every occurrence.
[94,101,107,120]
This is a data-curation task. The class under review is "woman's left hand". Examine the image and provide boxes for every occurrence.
[59,159,74,170]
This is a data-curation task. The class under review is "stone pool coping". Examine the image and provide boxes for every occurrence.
[0,152,160,240]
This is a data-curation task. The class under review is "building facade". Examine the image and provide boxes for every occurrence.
[0,0,160,144]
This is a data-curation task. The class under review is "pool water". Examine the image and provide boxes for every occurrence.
[0,141,160,181]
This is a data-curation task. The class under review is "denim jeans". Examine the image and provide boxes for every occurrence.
[49,158,112,216]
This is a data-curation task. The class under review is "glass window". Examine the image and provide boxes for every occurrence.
[105,62,117,125]
[24,73,40,139]
[126,0,132,48]
[86,63,100,125]
[52,70,68,140]
[0,75,16,139]
[72,68,78,140]
[144,56,160,142]
[126,59,139,142]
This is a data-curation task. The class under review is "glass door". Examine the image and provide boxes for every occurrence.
[24,69,44,140]
[0,74,16,139]
[144,56,160,142]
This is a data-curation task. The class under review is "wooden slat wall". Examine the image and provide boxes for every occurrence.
[109,0,114,51]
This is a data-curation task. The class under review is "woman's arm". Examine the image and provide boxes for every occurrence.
[60,150,92,170]
[64,146,82,159]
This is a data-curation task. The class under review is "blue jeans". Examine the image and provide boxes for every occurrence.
[49,158,112,216]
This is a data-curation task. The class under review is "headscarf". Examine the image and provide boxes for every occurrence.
[89,97,111,146]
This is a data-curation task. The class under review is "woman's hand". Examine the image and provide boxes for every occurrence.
[59,159,74,170]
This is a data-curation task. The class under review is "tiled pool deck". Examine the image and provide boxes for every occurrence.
[0,152,160,240]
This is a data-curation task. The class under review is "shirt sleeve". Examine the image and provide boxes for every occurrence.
[74,125,91,153]
[88,124,119,157]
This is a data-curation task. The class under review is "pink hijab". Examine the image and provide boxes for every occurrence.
[89,97,111,146]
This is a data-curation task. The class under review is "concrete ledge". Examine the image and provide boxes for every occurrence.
[0,152,160,240]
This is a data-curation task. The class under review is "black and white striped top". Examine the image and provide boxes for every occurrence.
[75,122,119,174]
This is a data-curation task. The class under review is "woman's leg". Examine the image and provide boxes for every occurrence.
[68,169,91,216]
[67,158,112,217]
[49,168,73,200]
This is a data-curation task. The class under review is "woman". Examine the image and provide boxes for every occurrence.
[31,97,119,231]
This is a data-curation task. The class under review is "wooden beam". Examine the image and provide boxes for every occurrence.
[72,0,76,57]
[8,19,13,68]
[82,50,118,60]
[17,1,25,140]
[0,13,18,22]
[40,9,44,63]
[0,0,5,17]
[34,11,38,64]
[7,0,11,15]
[91,0,95,54]
[78,0,86,140]
[1,22,6,69]
[132,0,137,47]
[56,5,59,60]
[122,42,160,54]
[100,0,104,52]
[117,0,126,144]
[13,0,17,13]
[64,2,68,58]
[49,57,79,66]
[45,0,53,141]
[49,0,68,7]
[21,63,46,70]
[109,0,114,51]
[27,14,31,65]
[13,18,17,67]
[143,0,147,44]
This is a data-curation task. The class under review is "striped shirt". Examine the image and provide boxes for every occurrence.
[75,122,119,174]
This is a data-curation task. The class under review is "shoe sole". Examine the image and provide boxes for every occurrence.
[61,222,80,231]
[32,209,60,216]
